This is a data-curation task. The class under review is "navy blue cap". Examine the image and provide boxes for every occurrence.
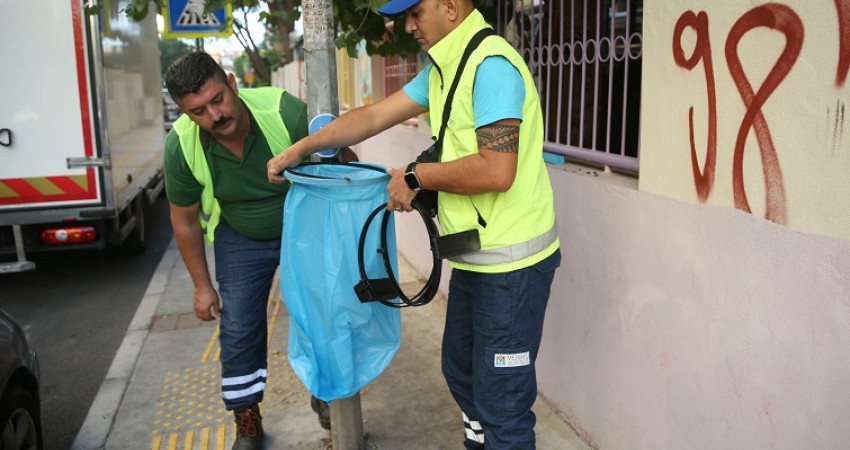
[378,0,422,17]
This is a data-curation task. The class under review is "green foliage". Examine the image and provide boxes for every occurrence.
[232,53,250,83]
[335,2,419,58]
[259,28,287,70]
[159,38,193,76]
[123,0,162,21]
[86,0,422,58]
[233,53,272,87]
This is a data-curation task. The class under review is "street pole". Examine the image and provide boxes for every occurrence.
[301,1,364,448]
[303,0,341,161]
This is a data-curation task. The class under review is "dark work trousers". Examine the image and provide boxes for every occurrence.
[214,220,280,411]
[442,249,561,449]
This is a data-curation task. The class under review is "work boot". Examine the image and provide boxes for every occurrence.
[310,395,331,430]
[232,404,263,450]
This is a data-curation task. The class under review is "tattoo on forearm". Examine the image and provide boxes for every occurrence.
[477,125,519,153]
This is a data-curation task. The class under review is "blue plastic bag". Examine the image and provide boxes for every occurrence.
[280,163,401,402]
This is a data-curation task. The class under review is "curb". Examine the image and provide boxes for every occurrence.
[70,243,180,450]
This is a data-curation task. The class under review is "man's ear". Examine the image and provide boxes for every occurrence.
[227,73,239,92]
[444,0,458,21]
[441,0,457,22]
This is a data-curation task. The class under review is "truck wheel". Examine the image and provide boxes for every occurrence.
[122,196,147,254]
[0,384,42,450]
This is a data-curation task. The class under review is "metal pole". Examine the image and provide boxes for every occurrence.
[303,0,341,161]
[330,392,365,449]
[9,225,35,272]
[301,1,363,448]
[0,226,35,274]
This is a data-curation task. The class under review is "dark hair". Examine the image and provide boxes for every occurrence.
[165,52,228,101]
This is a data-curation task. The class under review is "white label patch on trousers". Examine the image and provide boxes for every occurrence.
[494,351,530,368]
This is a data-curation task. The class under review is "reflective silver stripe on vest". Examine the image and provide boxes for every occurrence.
[448,222,558,265]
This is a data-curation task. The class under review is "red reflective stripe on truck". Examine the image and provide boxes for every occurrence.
[47,175,89,194]
[1,179,41,198]
[71,0,94,158]
[0,175,96,205]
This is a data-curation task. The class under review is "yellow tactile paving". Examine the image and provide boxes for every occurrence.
[149,271,303,449]
[201,274,283,364]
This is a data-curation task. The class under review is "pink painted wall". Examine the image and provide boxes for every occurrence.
[358,121,850,449]
[540,168,850,449]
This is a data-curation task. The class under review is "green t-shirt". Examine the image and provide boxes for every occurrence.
[163,90,308,240]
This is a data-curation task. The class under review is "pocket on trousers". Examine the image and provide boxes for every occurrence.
[481,346,533,414]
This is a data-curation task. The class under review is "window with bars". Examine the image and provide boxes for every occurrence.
[494,0,643,173]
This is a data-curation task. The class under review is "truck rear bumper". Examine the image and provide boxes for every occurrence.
[0,220,109,256]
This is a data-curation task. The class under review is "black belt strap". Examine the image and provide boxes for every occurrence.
[433,27,497,152]
[414,27,498,218]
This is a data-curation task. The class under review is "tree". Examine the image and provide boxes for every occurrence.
[225,3,277,84]
[159,38,193,77]
[232,38,282,87]
[85,1,419,62]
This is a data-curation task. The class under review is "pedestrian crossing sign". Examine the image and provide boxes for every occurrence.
[162,0,233,38]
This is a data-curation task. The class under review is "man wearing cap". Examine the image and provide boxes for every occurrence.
[267,1,561,448]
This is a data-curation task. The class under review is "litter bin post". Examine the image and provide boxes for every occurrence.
[302,1,364,446]
[330,393,365,450]
[302,0,340,119]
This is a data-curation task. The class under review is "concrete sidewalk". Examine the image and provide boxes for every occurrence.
[71,239,591,449]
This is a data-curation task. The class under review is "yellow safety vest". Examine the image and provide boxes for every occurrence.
[172,87,292,244]
[427,10,559,273]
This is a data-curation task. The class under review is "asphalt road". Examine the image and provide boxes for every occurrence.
[0,194,173,450]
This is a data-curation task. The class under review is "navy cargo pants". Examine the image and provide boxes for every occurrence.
[442,249,561,449]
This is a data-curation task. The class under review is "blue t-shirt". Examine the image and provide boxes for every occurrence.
[403,56,525,129]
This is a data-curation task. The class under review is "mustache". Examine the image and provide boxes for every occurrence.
[212,117,232,129]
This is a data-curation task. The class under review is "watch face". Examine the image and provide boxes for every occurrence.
[404,171,420,191]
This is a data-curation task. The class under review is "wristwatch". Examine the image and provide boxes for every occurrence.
[404,162,422,192]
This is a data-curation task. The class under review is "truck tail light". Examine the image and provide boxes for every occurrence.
[41,226,97,245]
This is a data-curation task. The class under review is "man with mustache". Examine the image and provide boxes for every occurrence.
[162,51,309,450]
[267,0,561,448]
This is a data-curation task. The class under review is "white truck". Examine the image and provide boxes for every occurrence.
[0,0,165,273]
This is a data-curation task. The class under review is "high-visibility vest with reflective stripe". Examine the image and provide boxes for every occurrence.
[172,87,292,244]
[426,10,559,273]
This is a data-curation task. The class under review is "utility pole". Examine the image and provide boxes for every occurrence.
[303,0,341,160]
[301,1,363,449]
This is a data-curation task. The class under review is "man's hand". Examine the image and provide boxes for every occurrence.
[267,146,306,183]
[386,166,418,212]
[193,285,221,321]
